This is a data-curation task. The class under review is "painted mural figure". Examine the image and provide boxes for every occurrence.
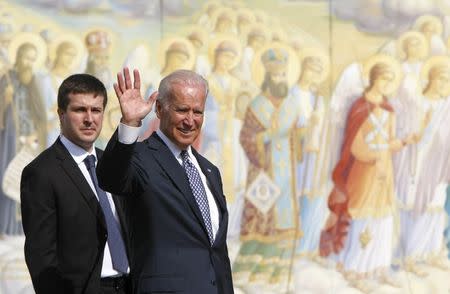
[291,52,329,260]
[211,7,236,36]
[445,38,450,260]
[327,60,366,173]
[234,26,267,82]
[187,28,211,78]
[34,35,84,147]
[390,31,431,275]
[227,86,253,240]
[203,37,242,201]
[203,37,246,240]
[233,46,301,291]
[320,56,414,292]
[159,38,194,78]
[236,8,255,41]
[399,56,450,274]
[84,29,113,91]
[196,1,221,32]
[414,15,447,56]
[0,33,47,236]
[0,14,14,76]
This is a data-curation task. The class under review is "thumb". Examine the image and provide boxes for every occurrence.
[146,91,158,108]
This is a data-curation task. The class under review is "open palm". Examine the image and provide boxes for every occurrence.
[114,67,157,127]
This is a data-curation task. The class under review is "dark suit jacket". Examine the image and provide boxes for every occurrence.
[20,138,129,294]
[97,131,234,294]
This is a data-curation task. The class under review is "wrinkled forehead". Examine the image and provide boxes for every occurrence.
[171,82,207,100]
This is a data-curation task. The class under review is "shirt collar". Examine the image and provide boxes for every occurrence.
[156,129,193,160]
[60,135,97,165]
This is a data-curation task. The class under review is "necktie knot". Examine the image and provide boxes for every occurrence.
[84,154,96,170]
[180,150,189,161]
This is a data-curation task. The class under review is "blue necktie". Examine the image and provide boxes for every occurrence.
[84,155,129,273]
[180,150,214,245]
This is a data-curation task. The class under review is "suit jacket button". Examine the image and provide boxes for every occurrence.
[211,280,216,286]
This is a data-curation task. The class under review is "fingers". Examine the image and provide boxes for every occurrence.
[116,71,125,94]
[113,83,122,100]
[124,67,132,89]
[116,67,141,94]
[147,91,158,105]
[133,69,141,90]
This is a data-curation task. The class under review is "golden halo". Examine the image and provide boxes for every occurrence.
[200,0,223,14]
[236,8,256,25]
[211,7,236,33]
[420,55,450,83]
[362,54,402,94]
[208,34,242,69]
[289,36,305,53]
[251,42,300,88]
[270,26,288,44]
[396,31,429,60]
[227,1,246,10]
[49,34,85,71]
[246,23,270,44]
[8,32,47,70]
[298,47,330,84]
[83,27,117,52]
[0,13,17,41]
[254,9,269,24]
[181,25,209,48]
[158,37,196,71]
[413,15,443,36]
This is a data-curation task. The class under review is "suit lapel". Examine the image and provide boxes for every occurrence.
[147,134,210,241]
[54,139,106,229]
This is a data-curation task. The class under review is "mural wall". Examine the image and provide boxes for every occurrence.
[0,0,450,293]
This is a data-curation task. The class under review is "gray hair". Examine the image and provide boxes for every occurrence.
[157,69,209,107]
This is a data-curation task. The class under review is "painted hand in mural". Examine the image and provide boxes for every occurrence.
[114,67,157,127]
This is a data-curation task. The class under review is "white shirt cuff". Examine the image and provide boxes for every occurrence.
[118,122,140,144]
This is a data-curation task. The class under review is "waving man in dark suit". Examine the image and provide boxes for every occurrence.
[97,68,234,294]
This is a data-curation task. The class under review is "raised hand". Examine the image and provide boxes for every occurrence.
[113,67,157,127]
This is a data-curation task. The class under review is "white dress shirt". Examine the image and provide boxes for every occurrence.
[118,124,220,238]
[60,135,127,277]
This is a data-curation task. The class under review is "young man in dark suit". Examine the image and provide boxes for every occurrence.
[97,68,234,294]
[21,74,130,294]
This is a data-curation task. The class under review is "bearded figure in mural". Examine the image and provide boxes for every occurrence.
[85,29,113,91]
[233,45,302,291]
[0,33,47,236]
[319,56,417,292]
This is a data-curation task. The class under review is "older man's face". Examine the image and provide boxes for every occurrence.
[268,69,288,98]
[157,82,206,150]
